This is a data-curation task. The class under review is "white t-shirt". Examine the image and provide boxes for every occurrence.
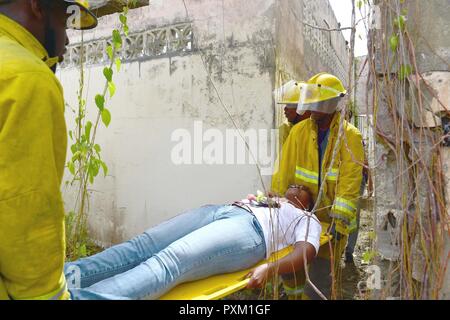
[240,200,322,258]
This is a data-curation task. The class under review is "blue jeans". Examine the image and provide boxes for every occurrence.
[65,205,266,300]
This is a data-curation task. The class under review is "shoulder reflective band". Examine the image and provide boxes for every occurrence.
[295,166,319,185]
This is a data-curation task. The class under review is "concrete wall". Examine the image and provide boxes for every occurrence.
[372,0,450,298]
[406,0,450,74]
[59,0,276,245]
[274,0,348,83]
[58,0,349,246]
[441,148,450,299]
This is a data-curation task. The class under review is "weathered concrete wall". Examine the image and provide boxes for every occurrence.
[302,0,348,83]
[274,0,348,83]
[355,56,371,116]
[59,0,276,245]
[440,148,450,299]
[372,0,450,298]
[58,0,350,246]
[406,0,450,74]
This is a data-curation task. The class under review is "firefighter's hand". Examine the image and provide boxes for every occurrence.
[246,264,272,289]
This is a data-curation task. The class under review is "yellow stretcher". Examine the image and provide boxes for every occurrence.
[0,224,331,301]
[160,222,331,300]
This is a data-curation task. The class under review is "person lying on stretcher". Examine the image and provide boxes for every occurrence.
[65,185,322,300]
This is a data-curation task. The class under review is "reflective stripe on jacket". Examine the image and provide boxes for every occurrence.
[271,113,364,235]
[0,14,69,300]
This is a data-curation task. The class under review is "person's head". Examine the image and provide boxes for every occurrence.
[284,104,311,125]
[296,73,347,128]
[0,0,97,69]
[276,81,311,125]
[285,185,313,211]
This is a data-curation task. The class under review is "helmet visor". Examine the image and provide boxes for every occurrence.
[296,83,345,114]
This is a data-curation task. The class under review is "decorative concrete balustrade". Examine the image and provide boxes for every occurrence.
[60,23,193,68]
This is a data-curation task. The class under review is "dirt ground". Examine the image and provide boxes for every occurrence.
[341,206,374,300]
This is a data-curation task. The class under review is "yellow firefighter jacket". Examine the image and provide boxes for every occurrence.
[271,113,364,236]
[0,14,69,300]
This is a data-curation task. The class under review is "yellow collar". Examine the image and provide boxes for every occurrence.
[0,13,57,68]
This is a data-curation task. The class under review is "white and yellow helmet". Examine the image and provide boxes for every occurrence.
[274,80,305,107]
[296,73,347,114]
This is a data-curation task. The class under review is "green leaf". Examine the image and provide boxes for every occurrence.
[68,161,75,175]
[394,15,407,31]
[108,81,116,97]
[70,144,78,154]
[399,64,412,80]
[91,160,100,177]
[103,67,113,82]
[100,161,108,177]
[124,25,129,36]
[68,130,73,140]
[95,94,105,111]
[85,121,93,140]
[71,151,82,162]
[112,29,122,49]
[115,57,121,72]
[94,144,101,154]
[119,14,127,25]
[106,45,114,60]
[101,108,112,127]
[389,34,399,52]
[87,160,99,184]
[357,0,362,10]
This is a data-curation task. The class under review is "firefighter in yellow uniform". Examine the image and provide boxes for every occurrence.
[0,0,97,300]
[272,73,364,299]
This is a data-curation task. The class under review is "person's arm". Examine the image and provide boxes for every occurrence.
[0,71,68,300]
[246,242,316,288]
[330,128,364,236]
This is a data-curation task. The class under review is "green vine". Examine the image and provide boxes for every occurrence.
[389,7,412,81]
[65,3,133,261]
